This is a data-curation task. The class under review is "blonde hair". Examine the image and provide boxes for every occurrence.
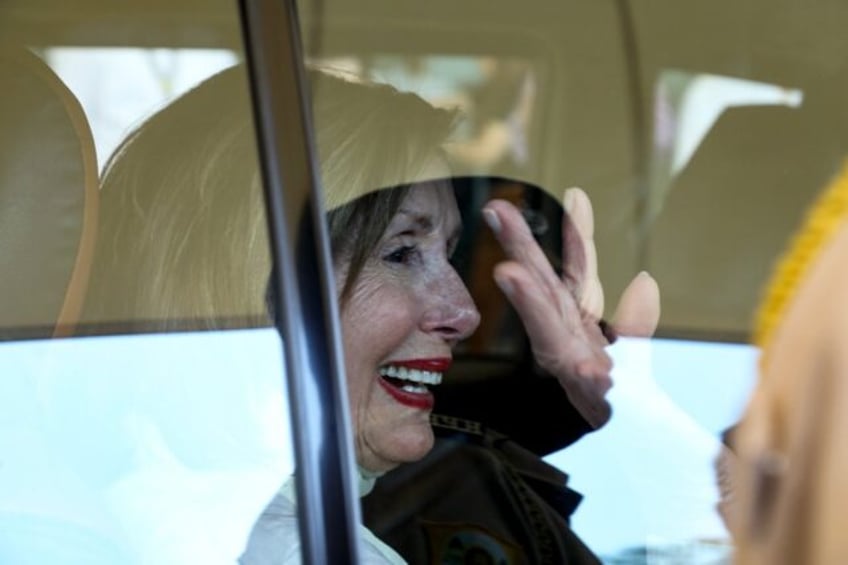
[80,65,456,333]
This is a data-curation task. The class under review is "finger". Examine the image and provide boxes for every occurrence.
[494,261,612,392]
[494,259,614,429]
[563,187,604,319]
[612,271,661,337]
[483,199,561,291]
[492,260,570,355]
[494,261,612,376]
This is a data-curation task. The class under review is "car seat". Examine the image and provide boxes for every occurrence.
[0,46,99,340]
[0,44,136,565]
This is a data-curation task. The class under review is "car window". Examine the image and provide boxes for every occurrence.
[299,1,837,562]
[0,2,298,563]
[4,0,848,563]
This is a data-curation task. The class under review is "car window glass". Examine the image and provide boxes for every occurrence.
[0,2,295,563]
[5,0,848,562]
[299,1,840,562]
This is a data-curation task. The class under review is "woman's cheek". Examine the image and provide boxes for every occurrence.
[362,284,419,355]
[343,274,418,358]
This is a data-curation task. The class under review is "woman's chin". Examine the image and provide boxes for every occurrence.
[359,424,435,473]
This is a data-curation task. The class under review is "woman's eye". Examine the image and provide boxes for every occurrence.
[383,245,417,264]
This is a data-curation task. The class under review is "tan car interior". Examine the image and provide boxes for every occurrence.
[4,0,848,343]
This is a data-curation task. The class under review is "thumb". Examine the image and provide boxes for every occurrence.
[612,271,661,337]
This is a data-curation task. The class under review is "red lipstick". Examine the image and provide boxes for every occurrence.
[389,358,452,372]
[376,357,450,410]
[378,378,435,410]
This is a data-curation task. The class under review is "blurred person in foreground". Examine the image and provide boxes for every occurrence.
[732,160,848,565]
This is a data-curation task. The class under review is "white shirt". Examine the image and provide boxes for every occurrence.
[239,474,406,564]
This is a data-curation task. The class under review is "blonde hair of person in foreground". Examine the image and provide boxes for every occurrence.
[732,160,848,565]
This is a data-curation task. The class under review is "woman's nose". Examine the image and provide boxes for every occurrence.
[421,267,481,342]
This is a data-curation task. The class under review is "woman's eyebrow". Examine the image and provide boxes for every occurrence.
[394,209,461,242]
[396,209,434,232]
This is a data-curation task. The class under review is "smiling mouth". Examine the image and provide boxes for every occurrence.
[377,360,448,410]
[378,365,443,393]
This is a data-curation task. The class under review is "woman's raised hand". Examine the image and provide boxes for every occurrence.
[482,187,660,428]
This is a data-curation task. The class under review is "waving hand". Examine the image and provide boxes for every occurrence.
[482,187,660,428]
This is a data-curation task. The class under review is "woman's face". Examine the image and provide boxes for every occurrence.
[338,181,481,473]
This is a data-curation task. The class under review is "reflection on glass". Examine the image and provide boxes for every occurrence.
[46,48,239,171]
[1,46,99,339]
[1,5,295,564]
[549,338,758,563]
[648,69,803,225]
[0,331,293,564]
[313,54,539,179]
[6,0,818,561]
[310,54,549,361]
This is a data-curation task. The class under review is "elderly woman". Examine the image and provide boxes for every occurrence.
[81,65,658,563]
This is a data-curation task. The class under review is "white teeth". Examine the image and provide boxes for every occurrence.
[401,384,428,394]
[379,365,443,386]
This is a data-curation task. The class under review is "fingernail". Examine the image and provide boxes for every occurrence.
[636,271,656,285]
[495,275,513,296]
[563,187,580,214]
[482,208,501,234]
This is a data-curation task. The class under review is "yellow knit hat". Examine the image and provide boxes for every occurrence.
[753,160,848,361]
